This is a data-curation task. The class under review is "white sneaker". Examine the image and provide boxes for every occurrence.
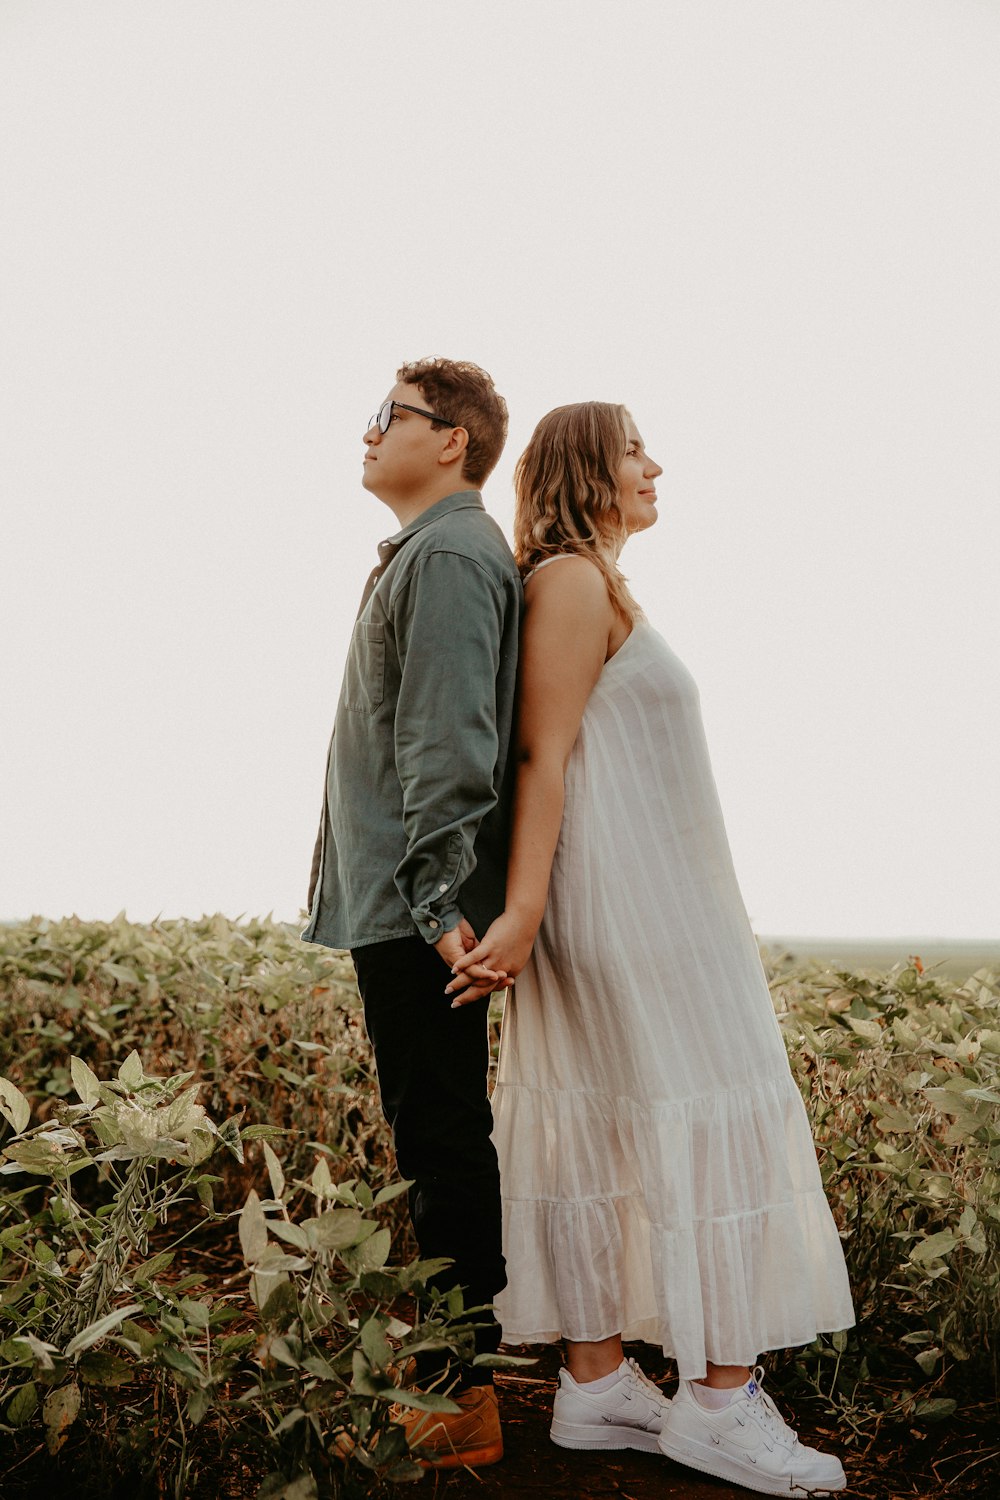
[659,1367,847,1496]
[550,1357,671,1453]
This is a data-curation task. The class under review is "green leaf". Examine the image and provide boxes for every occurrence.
[374,1179,412,1206]
[240,1124,287,1142]
[1,1137,80,1177]
[219,1332,257,1356]
[159,1345,204,1380]
[844,1016,882,1045]
[345,1227,391,1272]
[43,1382,81,1454]
[6,1381,38,1427]
[70,1056,101,1109]
[132,1250,175,1286]
[360,1316,393,1371]
[399,1256,455,1290]
[269,1219,311,1252]
[385,1458,425,1483]
[250,1246,292,1311]
[910,1231,958,1265]
[101,961,141,987]
[263,1141,285,1201]
[65,1302,143,1357]
[891,1017,922,1049]
[913,1397,957,1422]
[351,1347,380,1396]
[218,1114,245,1164]
[186,1386,211,1425]
[273,1405,308,1435]
[471,1352,537,1369]
[79,1350,133,1386]
[120,1319,158,1356]
[311,1155,334,1197]
[875,1103,916,1133]
[260,1279,299,1323]
[180,1297,211,1330]
[239,1188,268,1266]
[265,1335,302,1369]
[196,1176,216,1211]
[373,1422,409,1464]
[117,1050,144,1089]
[383,1385,460,1413]
[304,1208,366,1251]
[4,1334,55,1370]
[0,1077,31,1134]
[958,1203,978,1238]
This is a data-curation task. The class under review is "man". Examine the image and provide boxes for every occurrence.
[303,357,521,1468]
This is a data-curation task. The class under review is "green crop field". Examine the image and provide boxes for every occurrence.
[1,917,997,1498]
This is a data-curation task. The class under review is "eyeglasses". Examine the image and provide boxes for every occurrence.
[367,399,458,435]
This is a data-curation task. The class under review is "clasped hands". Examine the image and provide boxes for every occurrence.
[433,911,535,1007]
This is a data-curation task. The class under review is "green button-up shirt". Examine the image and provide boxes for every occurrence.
[302,490,523,951]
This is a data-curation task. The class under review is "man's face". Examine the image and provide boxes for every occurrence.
[362,382,455,504]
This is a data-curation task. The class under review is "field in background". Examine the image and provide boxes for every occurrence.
[764,937,1000,983]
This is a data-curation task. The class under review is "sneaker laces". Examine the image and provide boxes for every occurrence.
[746,1366,799,1452]
[625,1357,667,1405]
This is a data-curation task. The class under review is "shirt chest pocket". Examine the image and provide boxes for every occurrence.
[343,621,385,714]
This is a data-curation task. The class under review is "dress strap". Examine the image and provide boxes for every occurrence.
[523,554,576,583]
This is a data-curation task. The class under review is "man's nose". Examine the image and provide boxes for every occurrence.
[364,422,381,444]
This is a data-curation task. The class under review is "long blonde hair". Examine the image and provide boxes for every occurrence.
[513,402,641,622]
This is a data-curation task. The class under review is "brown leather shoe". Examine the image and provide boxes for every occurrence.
[396,1385,503,1469]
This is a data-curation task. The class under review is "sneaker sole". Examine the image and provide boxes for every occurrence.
[551,1417,662,1454]
[414,1441,504,1470]
[658,1432,845,1496]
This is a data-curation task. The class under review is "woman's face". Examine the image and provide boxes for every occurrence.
[617,419,663,535]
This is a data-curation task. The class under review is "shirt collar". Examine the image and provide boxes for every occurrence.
[379,490,484,560]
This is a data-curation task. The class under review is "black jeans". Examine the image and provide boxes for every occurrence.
[351,935,506,1387]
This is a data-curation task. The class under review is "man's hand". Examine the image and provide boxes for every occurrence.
[445,910,534,1007]
[434,916,510,1006]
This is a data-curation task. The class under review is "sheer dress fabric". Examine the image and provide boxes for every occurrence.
[491,579,854,1380]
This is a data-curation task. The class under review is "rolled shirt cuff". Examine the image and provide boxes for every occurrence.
[411,902,462,944]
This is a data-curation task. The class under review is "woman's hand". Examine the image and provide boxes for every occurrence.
[445,911,537,1007]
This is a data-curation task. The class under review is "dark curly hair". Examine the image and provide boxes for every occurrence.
[396,357,509,488]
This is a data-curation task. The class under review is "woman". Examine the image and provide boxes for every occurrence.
[448,403,855,1496]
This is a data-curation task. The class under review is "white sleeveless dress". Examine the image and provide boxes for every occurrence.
[491,591,855,1380]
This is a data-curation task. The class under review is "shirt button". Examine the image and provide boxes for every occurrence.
[438,883,448,893]
[428,919,439,929]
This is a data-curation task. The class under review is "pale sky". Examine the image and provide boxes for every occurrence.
[2,1,998,938]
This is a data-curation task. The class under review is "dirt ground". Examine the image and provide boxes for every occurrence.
[421,1344,995,1500]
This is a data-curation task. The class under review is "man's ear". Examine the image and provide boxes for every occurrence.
[437,425,470,470]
